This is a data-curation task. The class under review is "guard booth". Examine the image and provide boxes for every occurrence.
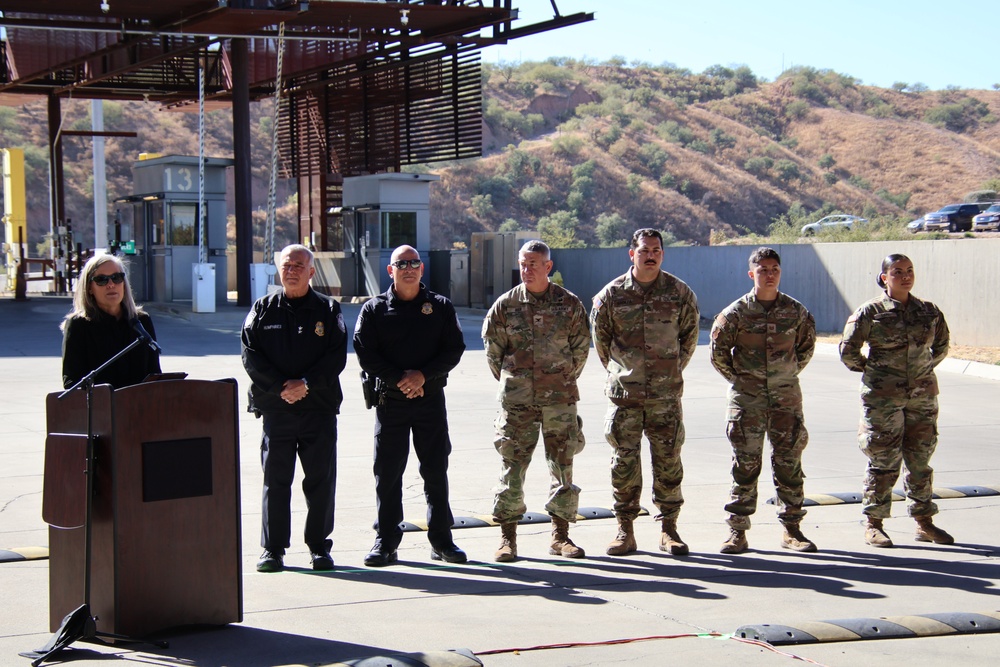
[115,155,233,303]
[470,231,535,308]
[340,173,438,296]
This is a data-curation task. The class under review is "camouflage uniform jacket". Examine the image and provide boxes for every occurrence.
[710,291,816,400]
[840,292,949,399]
[590,270,700,404]
[482,282,590,406]
[840,293,950,398]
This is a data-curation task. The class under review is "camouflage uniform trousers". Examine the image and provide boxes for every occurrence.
[492,403,585,523]
[724,392,808,530]
[604,398,685,522]
[859,394,939,519]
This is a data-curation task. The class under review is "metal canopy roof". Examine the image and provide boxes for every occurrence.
[0,1,593,303]
[0,1,593,106]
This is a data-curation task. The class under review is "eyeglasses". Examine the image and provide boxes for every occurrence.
[390,259,422,269]
[91,272,126,286]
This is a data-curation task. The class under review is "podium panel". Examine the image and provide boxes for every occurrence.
[45,379,243,637]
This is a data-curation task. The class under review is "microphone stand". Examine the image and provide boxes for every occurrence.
[22,337,168,666]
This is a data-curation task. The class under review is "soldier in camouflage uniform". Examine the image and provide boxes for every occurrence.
[840,253,954,548]
[709,247,817,555]
[482,240,590,562]
[591,228,699,557]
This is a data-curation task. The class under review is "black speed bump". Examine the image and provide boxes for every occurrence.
[765,485,1000,507]
[736,611,1000,645]
[0,547,48,563]
[329,648,482,666]
[397,507,647,532]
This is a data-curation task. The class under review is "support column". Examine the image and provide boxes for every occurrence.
[231,38,253,307]
[47,95,65,246]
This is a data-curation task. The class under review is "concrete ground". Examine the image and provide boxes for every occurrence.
[1,294,998,667]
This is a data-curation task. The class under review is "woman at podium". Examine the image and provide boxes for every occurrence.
[60,253,161,389]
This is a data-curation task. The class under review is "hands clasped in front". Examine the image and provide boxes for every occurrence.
[397,369,425,399]
[280,378,309,404]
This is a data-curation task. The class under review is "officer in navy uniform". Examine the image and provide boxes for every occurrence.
[353,245,467,566]
[242,244,348,572]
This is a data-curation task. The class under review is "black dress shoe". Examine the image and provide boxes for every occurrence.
[310,551,334,571]
[257,549,284,573]
[430,544,467,564]
[364,545,398,567]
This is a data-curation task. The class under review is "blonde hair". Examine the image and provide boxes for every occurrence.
[60,253,146,332]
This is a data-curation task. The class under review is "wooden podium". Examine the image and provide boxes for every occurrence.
[43,378,243,637]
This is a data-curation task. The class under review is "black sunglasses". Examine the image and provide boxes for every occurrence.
[91,272,126,286]
[390,259,422,269]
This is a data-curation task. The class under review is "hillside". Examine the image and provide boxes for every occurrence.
[421,61,1000,248]
[2,60,1000,253]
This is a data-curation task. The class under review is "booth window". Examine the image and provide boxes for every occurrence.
[147,201,165,245]
[169,204,198,246]
[381,212,416,248]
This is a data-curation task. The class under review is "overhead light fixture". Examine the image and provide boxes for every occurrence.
[399,9,410,27]
[100,1,110,13]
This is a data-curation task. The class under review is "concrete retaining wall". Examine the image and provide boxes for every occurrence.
[551,238,1000,346]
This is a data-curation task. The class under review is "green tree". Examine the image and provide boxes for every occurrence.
[498,218,521,232]
[785,100,810,120]
[688,139,711,154]
[775,160,801,182]
[470,194,493,219]
[571,175,594,198]
[537,210,585,248]
[477,175,513,204]
[744,156,773,176]
[710,128,737,149]
[595,212,629,247]
[571,159,596,180]
[520,184,549,211]
[925,104,968,131]
[626,173,644,196]
[818,154,836,169]
[638,143,669,175]
[552,134,584,158]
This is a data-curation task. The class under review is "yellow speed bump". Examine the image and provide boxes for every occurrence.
[736,612,1000,646]
[329,648,482,666]
[398,507,647,532]
[0,547,49,563]
[767,485,999,507]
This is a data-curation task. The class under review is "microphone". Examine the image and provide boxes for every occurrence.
[130,317,162,354]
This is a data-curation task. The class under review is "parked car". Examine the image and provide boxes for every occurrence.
[906,217,926,233]
[973,204,1000,232]
[800,214,868,235]
[922,203,988,232]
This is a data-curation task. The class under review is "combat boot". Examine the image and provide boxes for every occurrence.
[720,528,748,554]
[549,516,585,558]
[864,517,893,548]
[781,523,818,552]
[659,518,689,555]
[606,517,637,555]
[494,522,518,562]
[915,517,955,545]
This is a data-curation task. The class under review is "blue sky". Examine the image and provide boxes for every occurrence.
[483,1,998,91]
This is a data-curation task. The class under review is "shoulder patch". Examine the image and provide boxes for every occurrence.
[592,296,603,310]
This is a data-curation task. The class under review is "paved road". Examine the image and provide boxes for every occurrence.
[1,295,998,666]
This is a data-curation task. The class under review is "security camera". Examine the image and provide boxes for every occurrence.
[100,2,110,13]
